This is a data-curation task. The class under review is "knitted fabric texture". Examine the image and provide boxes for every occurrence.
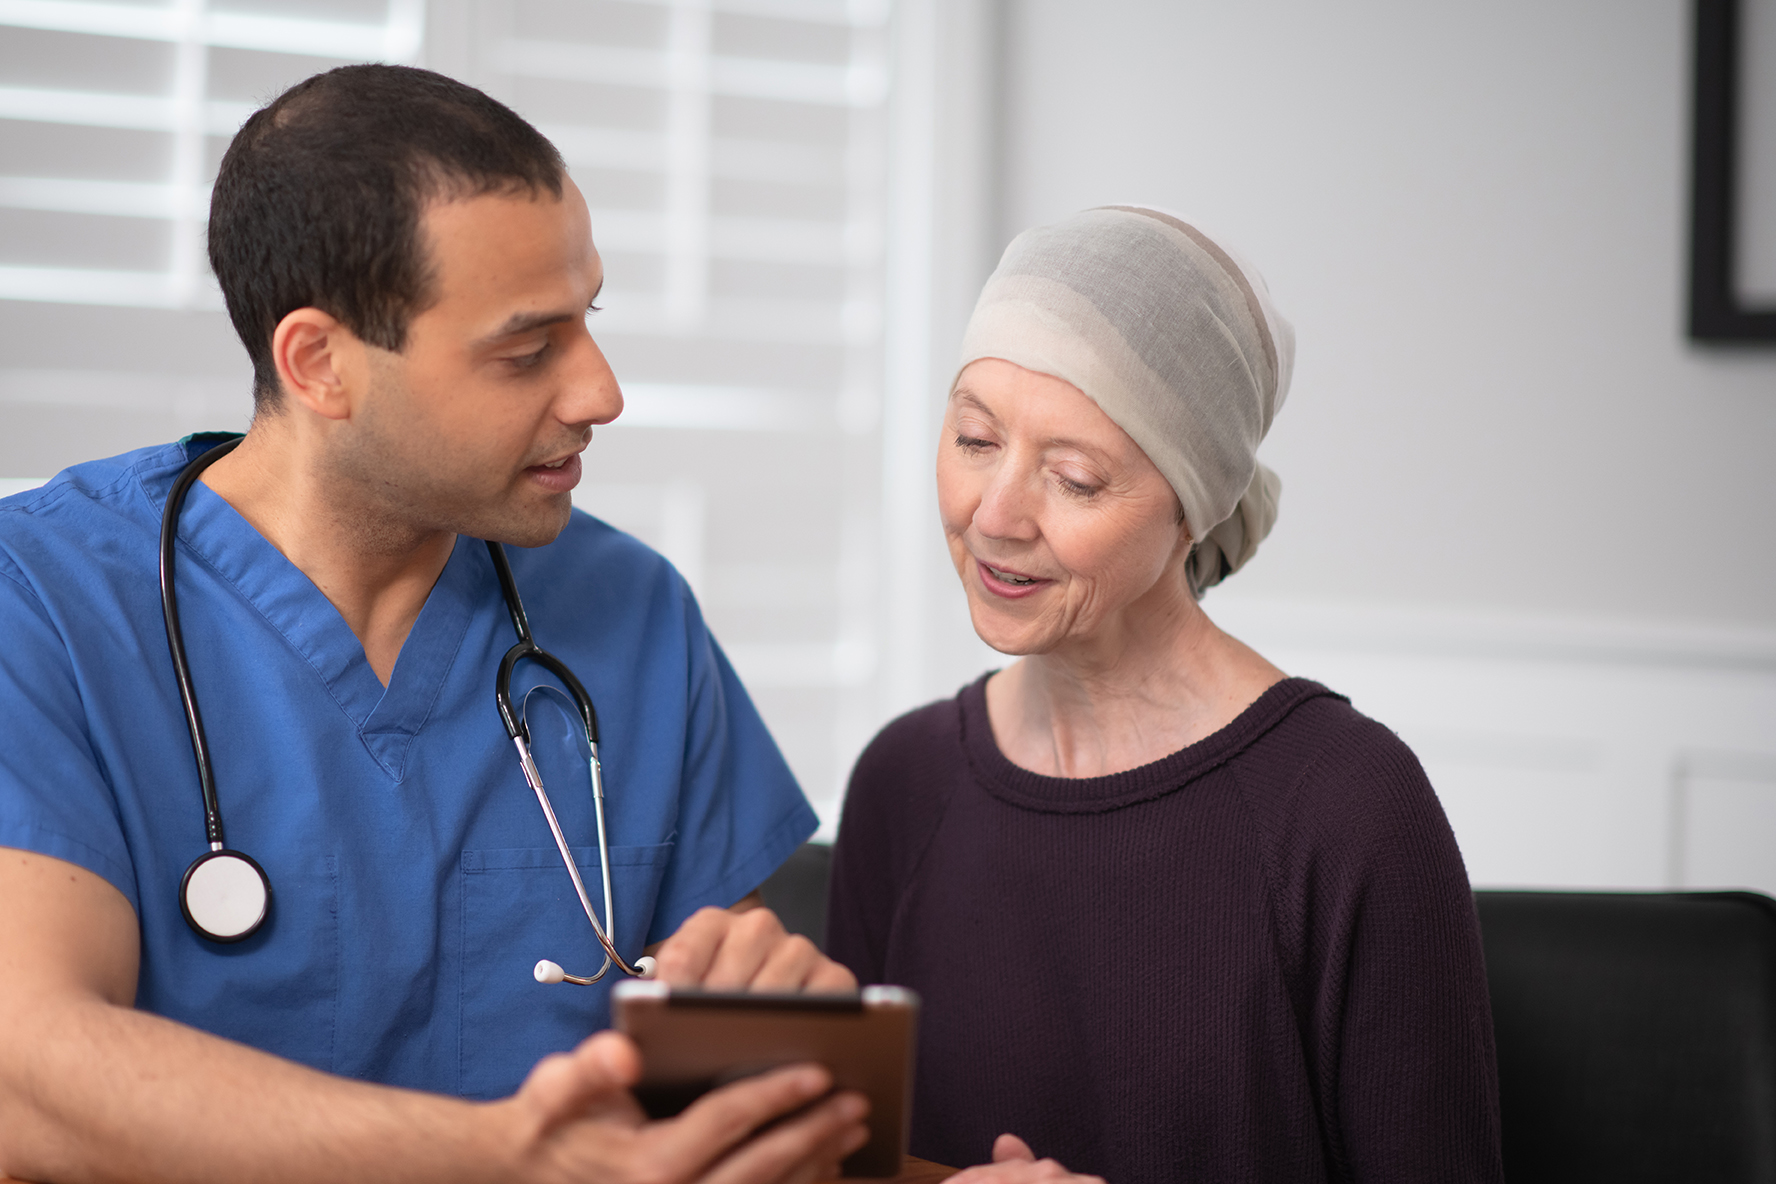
[827,677,1504,1183]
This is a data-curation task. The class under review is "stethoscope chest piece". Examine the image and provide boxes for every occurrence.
[180,849,271,943]
[159,439,641,969]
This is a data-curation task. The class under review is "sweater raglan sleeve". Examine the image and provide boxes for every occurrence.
[825,697,964,987]
[824,724,902,986]
[643,570,819,943]
[1278,712,1504,1184]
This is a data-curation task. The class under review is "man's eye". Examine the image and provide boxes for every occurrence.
[509,346,549,370]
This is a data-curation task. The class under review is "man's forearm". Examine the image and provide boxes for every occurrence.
[0,849,866,1184]
[0,993,511,1184]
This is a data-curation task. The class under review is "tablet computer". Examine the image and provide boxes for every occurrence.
[611,981,919,1178]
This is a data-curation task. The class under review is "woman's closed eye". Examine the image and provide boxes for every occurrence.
[954,433,995,453]
[1055,473,1100,498]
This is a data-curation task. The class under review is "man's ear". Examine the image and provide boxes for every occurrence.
[270,308,359,421]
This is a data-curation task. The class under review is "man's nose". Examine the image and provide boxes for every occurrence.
[560,331,624,426]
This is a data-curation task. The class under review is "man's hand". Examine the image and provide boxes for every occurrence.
[501,1028,869,1184]
[0,849,862,1184]
[651,902,857,992]
[944,1135,1106,1184]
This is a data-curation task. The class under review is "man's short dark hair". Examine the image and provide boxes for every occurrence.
[208,64,565,409]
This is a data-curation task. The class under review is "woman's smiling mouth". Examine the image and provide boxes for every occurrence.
[977,559,1049,598]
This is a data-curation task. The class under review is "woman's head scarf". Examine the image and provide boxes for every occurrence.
[956,206,1295,593]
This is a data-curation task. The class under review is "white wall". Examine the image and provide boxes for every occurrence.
[998,0,1776,626]
[4,0,1773,880]
[903,0,1776,890]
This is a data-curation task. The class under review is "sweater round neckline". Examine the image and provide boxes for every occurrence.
[957,673,1341,814]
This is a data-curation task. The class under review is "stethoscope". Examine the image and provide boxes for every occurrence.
[160,436,653,984]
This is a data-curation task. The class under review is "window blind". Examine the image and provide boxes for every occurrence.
[0,0,899,826]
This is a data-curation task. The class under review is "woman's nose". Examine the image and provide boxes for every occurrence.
[972,460,1040,542]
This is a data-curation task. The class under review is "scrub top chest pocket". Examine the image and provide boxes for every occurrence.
[138,854,341,1076]
[459,841,674,1098]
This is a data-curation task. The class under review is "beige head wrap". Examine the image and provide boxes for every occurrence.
[957,206,1295,592]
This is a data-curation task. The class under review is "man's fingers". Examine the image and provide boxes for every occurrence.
[516,1031,644,1133]
[655,906,859,994]
[771,1122,872,1184]
[993,1134,1036,1163]
[651,906,736,986]
[697,908,785,991]
[697,1089,870,1184]
[642,1064,837,1181]
[802,959,859,993]
[746,933,835,992]
[758,1100,871,1184]
[657,907,785,992]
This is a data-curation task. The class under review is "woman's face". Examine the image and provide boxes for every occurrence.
[937,358,1193,658]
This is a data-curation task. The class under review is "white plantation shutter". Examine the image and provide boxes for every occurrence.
[0,0,424,309]
[0,0,913,826]
[445,0,896,821]
[0,0,425,440]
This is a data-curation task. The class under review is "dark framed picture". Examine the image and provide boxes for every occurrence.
[1690,0,1776,341]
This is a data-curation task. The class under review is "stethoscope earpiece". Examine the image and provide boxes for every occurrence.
[179,848,271,942]
[534,956,655,985]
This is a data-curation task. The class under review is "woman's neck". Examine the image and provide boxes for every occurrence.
[984,592,1286,779]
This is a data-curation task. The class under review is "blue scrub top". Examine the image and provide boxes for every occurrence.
[0,437,817,1099]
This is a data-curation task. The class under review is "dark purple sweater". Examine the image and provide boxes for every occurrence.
[826,676,1502,1184]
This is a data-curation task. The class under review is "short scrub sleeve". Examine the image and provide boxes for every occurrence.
[641,593,817,944]
[0,555,138,911]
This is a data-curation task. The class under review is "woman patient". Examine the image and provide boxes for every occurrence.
[827,207,1502,1183]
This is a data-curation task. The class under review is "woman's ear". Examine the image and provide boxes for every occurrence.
[269,308,358,421]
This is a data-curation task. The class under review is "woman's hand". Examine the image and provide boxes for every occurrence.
[945,1135,1107,1184]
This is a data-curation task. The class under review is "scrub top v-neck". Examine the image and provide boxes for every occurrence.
[170,462,480,774]
[0,438,816,1099]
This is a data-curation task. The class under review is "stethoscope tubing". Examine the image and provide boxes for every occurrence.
[157,438,648,977]
[512,726,617,982]
[487,541,650,982]
[159,435,243,853]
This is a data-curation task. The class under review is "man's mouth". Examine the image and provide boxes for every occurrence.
[525,452,583,492]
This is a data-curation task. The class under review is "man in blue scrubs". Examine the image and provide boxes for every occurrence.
[0,65,867,1182]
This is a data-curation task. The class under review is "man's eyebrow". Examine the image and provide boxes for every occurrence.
[475,281,606,346]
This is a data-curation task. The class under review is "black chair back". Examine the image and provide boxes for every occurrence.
[759,841,833,951]
[1476,890,1776,1182]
